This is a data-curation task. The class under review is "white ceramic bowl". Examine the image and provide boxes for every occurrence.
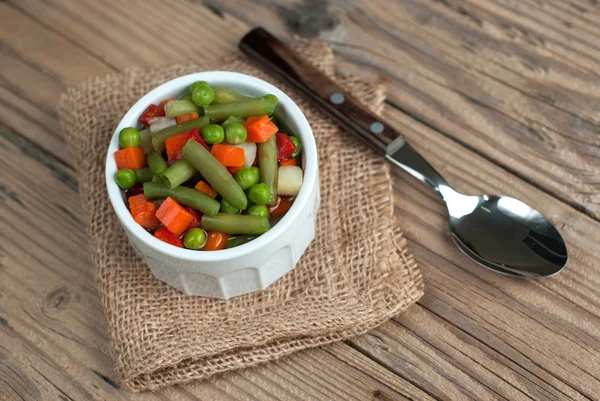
[105,72,319,299]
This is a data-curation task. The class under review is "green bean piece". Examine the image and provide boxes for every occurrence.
[226,235,257,248]
[151,116,211,152]
[271,108,296,138]
[164,100,201,117]
[221,115,245,129]
[247,204,269,218]
[211,87,252,104]
[258,135,278,205]
[119,127,141,148]
[201,214,270,235]
[143,182,220,216]
[182,140,248,210]
[147,151,168,176]
[220,198,240,214]
[289,136,302,157]
[115,169,136,189]
[161,159,197,189]
[204,94,278,121]
[179,93,193,101]
[224,123,247,144]
[139,128,154,154]
[135,168,154,183]
[183,228,207,250]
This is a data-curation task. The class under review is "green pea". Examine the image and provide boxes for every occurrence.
[179,93,193,101]
[190,81,209,93]
[220,198,240,214]
[201,124,224,144]
[234,167,259,190]
[247,204,269,218]
[183,228,207,250]
[248,183,271,206]
[224,123,247,145]
[192,85,215,107]
[114,169,136,189]
[119,127,141,148]
[289,136,302,157]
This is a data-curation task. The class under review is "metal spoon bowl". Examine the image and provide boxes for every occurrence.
[388,144,568,277]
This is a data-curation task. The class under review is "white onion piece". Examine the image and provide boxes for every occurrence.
[147,116,167,125]
[149,117,176,133]
[234,142,257,168]
[277,166,303,196]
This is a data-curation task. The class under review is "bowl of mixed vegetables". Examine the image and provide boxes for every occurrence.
[105,72,319,298]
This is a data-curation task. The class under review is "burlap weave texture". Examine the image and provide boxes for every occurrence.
[58,40,423,391]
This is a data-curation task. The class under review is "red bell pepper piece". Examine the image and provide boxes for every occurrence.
[125,184,145,197]
[165,131,192,162]
[154,226,183,247]
[139,104,165,126]
[185,207,202,230]
[189,126,209,149]
[165,126,207,161]
[276,133,296,161]
[269,196,294,217]
[226,166,241,175]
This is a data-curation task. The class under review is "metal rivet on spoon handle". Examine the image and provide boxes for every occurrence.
[239,27,568,278]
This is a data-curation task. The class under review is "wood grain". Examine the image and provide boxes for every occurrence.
[1,0,600,400]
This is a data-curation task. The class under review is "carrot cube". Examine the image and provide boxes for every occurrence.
[129,194,153,216]
[280,157,297,166]
[134,212,160,229]
[176,112,199,125]
[155,197,193,236]
[244,115,278,142]
[203,231,229,251]
[210,144,245,167]
[194,181,218,198]
[114,147,146,170]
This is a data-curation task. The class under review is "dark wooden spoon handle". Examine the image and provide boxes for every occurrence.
[239,27,404,156]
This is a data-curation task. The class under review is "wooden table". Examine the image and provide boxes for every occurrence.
[2,1,599,400]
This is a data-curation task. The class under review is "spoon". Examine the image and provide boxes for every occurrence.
[240,28,568,277]
[387,141,568,277]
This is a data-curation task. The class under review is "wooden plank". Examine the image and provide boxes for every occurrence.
[9,0,245,70]
[464,0,600,71]
[0,120,431,398]
[542,0,600,30]
[519,0,600,39]
[0,2,115,164]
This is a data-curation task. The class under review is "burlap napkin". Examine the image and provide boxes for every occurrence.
[58,40,423,391]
